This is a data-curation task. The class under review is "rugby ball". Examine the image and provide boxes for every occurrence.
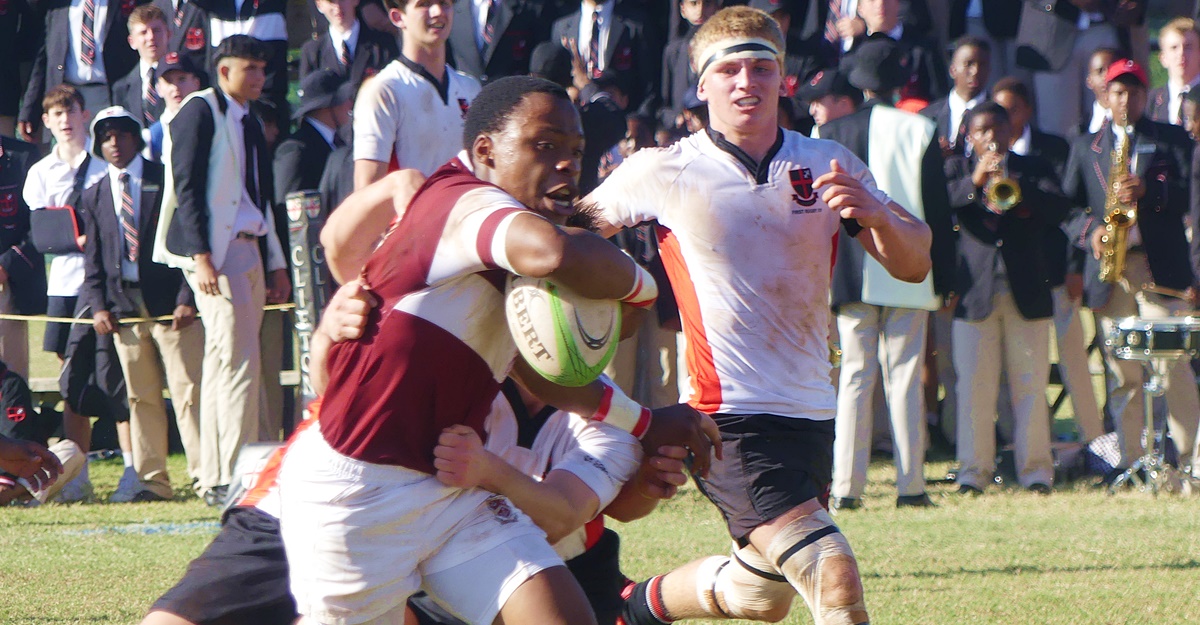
[506,275,621,387]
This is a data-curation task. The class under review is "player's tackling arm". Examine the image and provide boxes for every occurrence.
[434,424,601,544]
[353,159,390,191]
[321,169,425,283]
[815,159,932,283]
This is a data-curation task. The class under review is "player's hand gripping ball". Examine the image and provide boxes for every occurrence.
[506,275,620,387]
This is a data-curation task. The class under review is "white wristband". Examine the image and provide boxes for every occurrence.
[620,261,658,309]
[591,377,652,438]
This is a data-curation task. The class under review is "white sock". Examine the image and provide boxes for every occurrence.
[122,452,134,469]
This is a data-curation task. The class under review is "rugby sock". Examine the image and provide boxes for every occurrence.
[620,576,673,624]
[122,452,134,469]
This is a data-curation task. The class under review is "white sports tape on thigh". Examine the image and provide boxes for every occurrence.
[763,509,868,625]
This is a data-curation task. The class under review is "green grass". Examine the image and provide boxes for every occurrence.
[2,453,1199,625]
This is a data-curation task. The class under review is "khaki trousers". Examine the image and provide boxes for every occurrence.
[0,282,29,379]
[1051,286,1104,442]
[111,290,204,498]
[954,291,1054,489]
[1096,254,1200,471]
[832,303,929,498]
[604,312,679,409]
[186,239,264,489]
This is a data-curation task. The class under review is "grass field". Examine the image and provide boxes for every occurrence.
[1,452,1198,625]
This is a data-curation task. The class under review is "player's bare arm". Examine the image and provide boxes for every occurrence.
[352,158,391,192]
[815,159,932,283]
[510,359,722,478]
[603,444,691,522]
[322,169,426,283]
[433,424,602,544]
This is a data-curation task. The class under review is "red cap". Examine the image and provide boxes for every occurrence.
[1105,58,1148,86]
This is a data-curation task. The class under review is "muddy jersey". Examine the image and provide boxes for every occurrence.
[589,128,891,421]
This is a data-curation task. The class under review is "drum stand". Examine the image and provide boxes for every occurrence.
[1108,355,1186,495]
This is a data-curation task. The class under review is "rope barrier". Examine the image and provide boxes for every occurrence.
[0,303,296,324]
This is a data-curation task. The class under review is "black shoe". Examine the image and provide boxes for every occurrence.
[1026,483,1052,495]
[896,493,936,508]
[130,489,171,503]
[830,496,861,511]
[956,484,983,496]
[202,485,229,507]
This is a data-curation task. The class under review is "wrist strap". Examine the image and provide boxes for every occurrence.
[592,377,652,438]
[619,262,658,309]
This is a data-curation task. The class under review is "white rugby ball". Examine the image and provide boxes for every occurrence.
[506,275,621,387]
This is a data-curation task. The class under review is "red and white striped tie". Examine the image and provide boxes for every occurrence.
[119,172,138,262]
[81,0,97,67]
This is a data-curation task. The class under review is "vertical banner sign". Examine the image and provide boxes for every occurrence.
[286,191,333,406]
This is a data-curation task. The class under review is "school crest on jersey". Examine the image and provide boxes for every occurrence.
[185,28,206,51]
[788,168,817,207]
[486,495,518,525]
[457,98,470,119]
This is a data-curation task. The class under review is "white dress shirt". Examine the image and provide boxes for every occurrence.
[1010,124,1033,156]
[1088,100,1111,134]
[222,94,269,240]
[330,19,361,65]
[107,156,145,282]
[577,0,616,72]
[66,0,110,85]
[1167,76,1200,125]
[949,89,987,147]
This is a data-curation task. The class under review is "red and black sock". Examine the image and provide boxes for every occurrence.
[619,575,672,625]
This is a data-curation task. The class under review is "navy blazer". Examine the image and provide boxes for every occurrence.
[19,0,146,122]
[153,0,211,76]
[1024,129,1076,287]
[79,159,194,319]
[551,3,661,117]
[948,0,1021,39]
[1145,86,1175,125]
[1062,117,1195,310]
[819,101,956,307]
[1015,0,1127,72]
[273,120,335,208]
[111,64,167,128]
[299,23,398,87]
[946,152,1068,321]
[0,137,47,315]
[447,0,550,84]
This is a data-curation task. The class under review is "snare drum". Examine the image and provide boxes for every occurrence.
[1107,317,1200,361]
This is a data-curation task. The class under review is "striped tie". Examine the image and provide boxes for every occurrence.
[144,67,160,125]
[340,40,352,68]
[81,0,97,67]
[588,10,600,79]
[174,0,184,27]
[825,0,842,45]
[119,172,138,262]
[482,0,496,46]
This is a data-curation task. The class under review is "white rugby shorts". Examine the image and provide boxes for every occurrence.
[277,424,561,625]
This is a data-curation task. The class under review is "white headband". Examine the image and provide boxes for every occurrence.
[696,37,781,79]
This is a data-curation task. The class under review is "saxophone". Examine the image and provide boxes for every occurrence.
[1098,117,1137,284]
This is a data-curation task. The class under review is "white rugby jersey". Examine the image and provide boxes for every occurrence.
[352,57,482,176]
[589,129,891,421]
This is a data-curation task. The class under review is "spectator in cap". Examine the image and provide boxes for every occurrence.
[530,41,574,94]
[157,33,290,506]
[841,0,947,104]
[815,40,953,509]
[80,106,203,503]
[1063,58,1200,486]
[153,0,212,80]
[796,68,862,128]
[299,0,397,89]
[146,52,208,162]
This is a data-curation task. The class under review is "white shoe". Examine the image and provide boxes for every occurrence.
[109,467,142,503]
[53,472,94,504]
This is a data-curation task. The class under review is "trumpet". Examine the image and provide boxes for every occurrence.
[984,142,1021,212]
